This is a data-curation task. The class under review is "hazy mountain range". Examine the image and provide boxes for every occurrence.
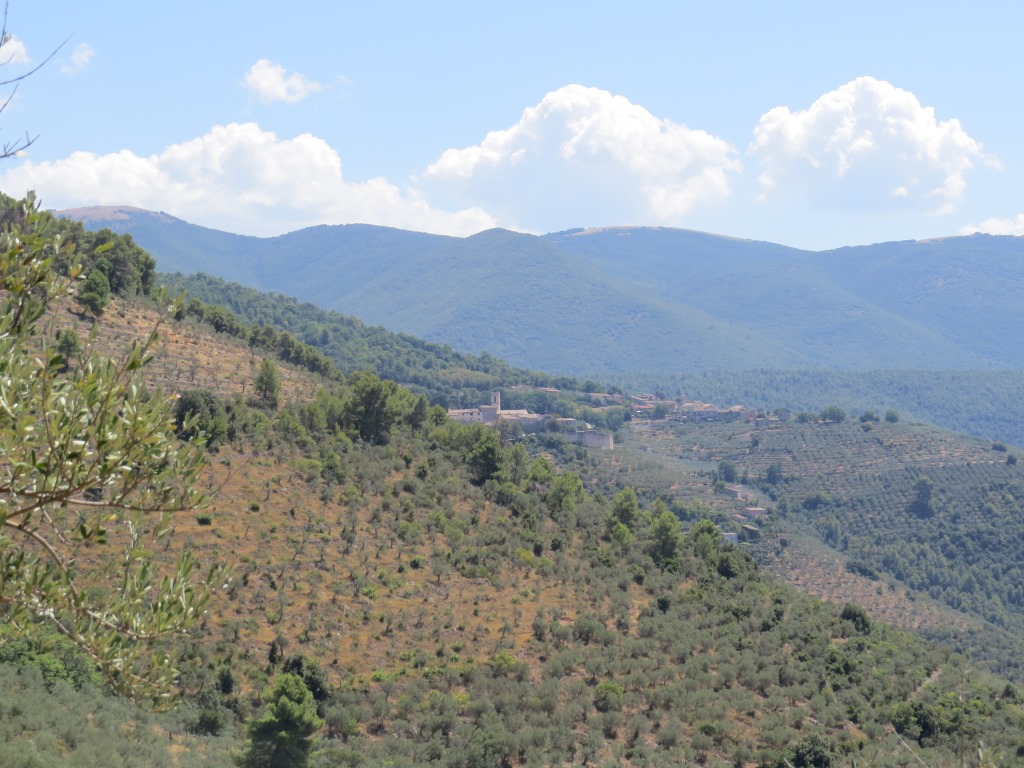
[59,206,1024,376]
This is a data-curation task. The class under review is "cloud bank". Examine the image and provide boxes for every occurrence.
[750,76,991,215]
[422,84,741,232]
[0,123,495,236]
[245,59,323,104]
[0,79,1000,242]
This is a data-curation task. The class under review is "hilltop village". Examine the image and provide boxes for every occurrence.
[447,391,616,449]
[445,390,767,451]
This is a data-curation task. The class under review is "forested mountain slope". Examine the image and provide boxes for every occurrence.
[58,206,1024,375]
[544,228,995,370]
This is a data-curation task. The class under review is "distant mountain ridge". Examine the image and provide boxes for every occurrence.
[57,205,1024,374]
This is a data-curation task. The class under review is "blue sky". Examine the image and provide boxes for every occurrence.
[0,1,1022,249]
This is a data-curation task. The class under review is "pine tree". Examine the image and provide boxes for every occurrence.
[254,358,281,410]
[242,674,323,768]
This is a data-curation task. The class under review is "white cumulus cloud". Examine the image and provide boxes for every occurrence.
[961,213,1024,236]
[60,42,95,75]
[1,34,30,64]
[245,59,323,104]
[422,84,741,231]
[750,76,993,214]
[0,123,496,236]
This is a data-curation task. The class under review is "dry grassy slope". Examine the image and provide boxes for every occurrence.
[49,294,315,402]
[69,296,988,665]
[55,296,630,691]
[194,444,607,683]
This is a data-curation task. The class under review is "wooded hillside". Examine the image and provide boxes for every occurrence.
[4,196,1023,766]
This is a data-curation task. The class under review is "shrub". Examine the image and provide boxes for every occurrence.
[840,603,871,634]
[803,492,831,511]
[593,680,625,712]
[489,650,527,679]
[819,405,846,423]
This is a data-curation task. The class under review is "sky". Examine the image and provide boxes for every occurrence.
[0,1,1022,250]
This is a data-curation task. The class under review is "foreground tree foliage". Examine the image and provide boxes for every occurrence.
[0,196,223,703]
